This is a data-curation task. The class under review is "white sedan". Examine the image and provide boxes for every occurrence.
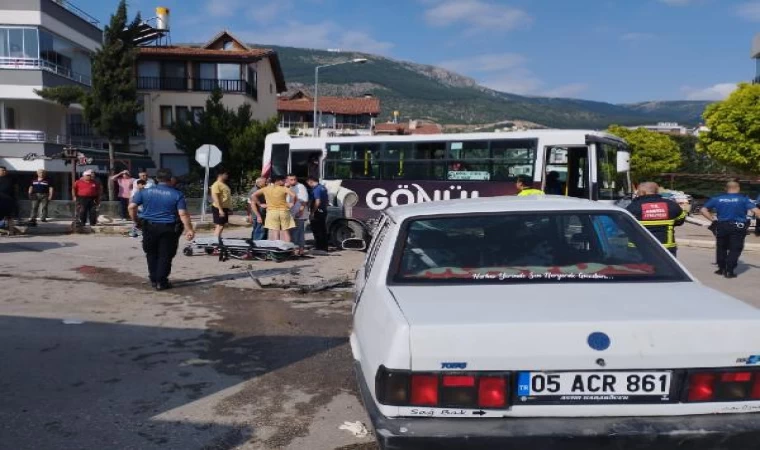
[351,196,760,450]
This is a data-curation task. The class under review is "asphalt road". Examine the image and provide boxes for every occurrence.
[0,233,758,450]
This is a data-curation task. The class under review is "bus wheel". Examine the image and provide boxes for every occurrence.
[330,220,366,249]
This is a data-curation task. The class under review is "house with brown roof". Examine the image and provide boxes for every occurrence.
[134,30,286,175]
[277,90,380,137]
[374,120,443,135]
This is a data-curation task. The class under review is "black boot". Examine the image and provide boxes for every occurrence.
[714,268,725,275]
[725,271,737,279]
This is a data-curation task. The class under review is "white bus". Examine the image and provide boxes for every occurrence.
[263,130,631,221]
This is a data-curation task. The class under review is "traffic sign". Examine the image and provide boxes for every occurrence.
[195,144,222,168]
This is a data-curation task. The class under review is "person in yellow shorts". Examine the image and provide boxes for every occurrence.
[210,168,232,244]
[252,175,298,242]
[516,174,545,197]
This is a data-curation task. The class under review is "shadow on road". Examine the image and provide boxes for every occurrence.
[0,315,346,450]
[0,241,77,253]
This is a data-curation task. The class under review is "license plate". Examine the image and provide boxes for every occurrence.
[516,371,673,404]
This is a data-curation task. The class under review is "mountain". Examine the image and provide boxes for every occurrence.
[264,45,711,129]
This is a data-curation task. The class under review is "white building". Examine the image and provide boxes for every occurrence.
[134,30,287,175]
[627,122,688,135]
[0,0,106,195]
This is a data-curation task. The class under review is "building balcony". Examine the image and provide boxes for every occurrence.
[1,129,143,152]
[0,57,91,86]
[49,0,100,26]
[136,77,257,98]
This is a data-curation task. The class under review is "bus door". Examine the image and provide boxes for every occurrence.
[290,149,322,181]
[270,144,290,178]
[544,146,591,199]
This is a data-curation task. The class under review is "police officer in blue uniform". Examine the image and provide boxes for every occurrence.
[700,181,760,279]
[129,169,195,290]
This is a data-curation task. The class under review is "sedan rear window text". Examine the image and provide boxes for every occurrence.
[393,212,689,283]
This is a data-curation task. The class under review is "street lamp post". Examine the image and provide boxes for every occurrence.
[313,58,368,137]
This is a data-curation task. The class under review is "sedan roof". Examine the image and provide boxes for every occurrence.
[385,196,622,222]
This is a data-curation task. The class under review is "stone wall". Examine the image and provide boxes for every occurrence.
[18,198,206,219]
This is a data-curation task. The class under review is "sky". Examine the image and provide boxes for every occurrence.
[74,0,760,104]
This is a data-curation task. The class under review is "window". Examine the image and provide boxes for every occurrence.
[175,106,190,124]
[247,66,258,99]
[191,107,204,124]
[393,212,689,284]
[5,107,15,129]
[223,40,234,50]
[0,27,38,59]
[137,60,160,77]
[324,143,382,180]
[322,139,536,182]
[38,29,91,81]
[218,63,240,80]
[270,83,273,94]
[161,154,190,177]
[160,106,173,128]
[596,142,629,201]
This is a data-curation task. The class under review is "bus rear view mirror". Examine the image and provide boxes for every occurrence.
[617,151,631,173]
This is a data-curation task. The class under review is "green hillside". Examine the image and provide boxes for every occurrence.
[265,45,711,129]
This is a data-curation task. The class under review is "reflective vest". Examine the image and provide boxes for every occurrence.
[518,188,545,197]
[626,195,687,248]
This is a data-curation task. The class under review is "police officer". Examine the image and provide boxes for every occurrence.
[700,181,760,279]
[129,169,195,290]
[626,182,687,257]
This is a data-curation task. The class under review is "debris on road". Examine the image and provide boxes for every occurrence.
[61,319,85,325]
[256,275,353,293]
[339,421,369,438]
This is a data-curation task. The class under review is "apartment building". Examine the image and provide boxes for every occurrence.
[278,90,380,137]
[0,0,104,193]
[134,30,286,176]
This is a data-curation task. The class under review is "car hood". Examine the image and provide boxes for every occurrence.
[388,282,760,371]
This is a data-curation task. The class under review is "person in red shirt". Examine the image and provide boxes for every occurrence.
[72,170,102,226]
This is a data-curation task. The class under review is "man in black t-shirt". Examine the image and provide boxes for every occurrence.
[28,169,54,225]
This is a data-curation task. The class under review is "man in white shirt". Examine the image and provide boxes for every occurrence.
[132,170,155,197]
[286,174,310,256]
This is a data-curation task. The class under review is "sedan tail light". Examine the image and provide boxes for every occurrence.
[376,366,510,409]
[686,370,760,402]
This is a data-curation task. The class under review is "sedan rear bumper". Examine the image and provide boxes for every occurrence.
[355,363,760,450]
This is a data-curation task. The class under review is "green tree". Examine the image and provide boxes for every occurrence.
[607,125,682,183]
[171,89,277,190]
[84,0,142,200]
[670,134,729,174]
[699,83,760,173]
[34,85,87,141]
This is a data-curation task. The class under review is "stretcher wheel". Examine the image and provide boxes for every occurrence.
[183,247,193,257]
[205,247,215,255]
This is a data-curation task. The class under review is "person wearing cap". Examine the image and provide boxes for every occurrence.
[129,168,195,291]
[72,170,102,226]
[700,181,760,279]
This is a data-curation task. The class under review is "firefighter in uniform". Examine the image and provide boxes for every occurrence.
[626,182,687,257]
[129,169,195,290]
[700,181,760,279]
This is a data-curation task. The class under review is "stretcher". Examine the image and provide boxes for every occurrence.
[183,237,295,262]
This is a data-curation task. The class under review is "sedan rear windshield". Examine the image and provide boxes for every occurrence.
[393,211,690,284]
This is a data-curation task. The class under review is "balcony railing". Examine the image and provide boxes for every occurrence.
[49,0,100,26]
[137,76,188,91]
[0,129,145,152]
[136,76,258,99]
[0,57,92,86]
[278,120,373,130]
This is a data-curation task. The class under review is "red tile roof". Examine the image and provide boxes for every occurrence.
[137,46,287,93]
[138,46,272,59]
[278,96,380,115]
[375,122,443,135]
